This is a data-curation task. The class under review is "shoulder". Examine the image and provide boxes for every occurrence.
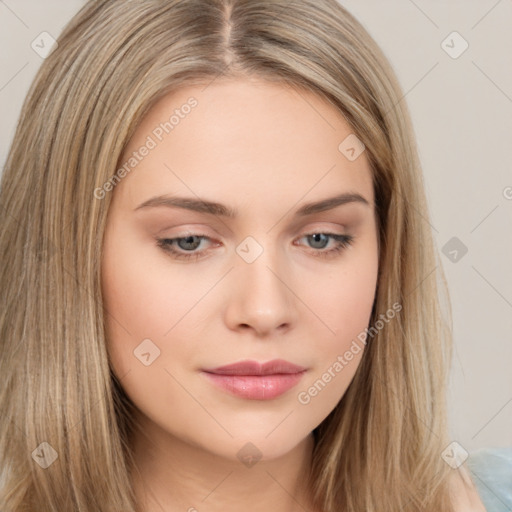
[464,446,512,512]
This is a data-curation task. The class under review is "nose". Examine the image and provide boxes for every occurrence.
[223,243,298,337]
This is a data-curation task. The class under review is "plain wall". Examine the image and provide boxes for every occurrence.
[0,1,511,453]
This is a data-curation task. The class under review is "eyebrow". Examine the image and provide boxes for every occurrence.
[134,192,370,218]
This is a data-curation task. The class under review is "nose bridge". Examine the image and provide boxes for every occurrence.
[238,234,289,304]
[225,234,296,334]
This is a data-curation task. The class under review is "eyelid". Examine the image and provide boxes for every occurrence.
[156,228,354,262]
[156,223,349,246]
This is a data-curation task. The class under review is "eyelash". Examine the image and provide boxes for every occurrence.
[156,232,354,262]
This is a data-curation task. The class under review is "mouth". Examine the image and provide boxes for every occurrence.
[201,359,308,400]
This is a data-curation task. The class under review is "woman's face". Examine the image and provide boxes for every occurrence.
[101,78,379,462]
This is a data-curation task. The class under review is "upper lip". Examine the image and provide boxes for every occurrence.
[203,359,307,376]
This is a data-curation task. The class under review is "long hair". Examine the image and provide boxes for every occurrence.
[0,0,458,510]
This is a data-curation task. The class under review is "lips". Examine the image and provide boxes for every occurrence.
[201,359,307,400]
[203,359,307,376]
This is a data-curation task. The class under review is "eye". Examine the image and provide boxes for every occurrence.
[295,232,354,258]
[156,232,354,262]
[156,234,215,261]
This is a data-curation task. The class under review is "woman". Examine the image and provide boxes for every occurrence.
[0,1,509,511]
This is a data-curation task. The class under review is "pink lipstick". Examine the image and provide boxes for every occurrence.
[201,359,307,400]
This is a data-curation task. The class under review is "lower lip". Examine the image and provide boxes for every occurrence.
[202,371,307,400]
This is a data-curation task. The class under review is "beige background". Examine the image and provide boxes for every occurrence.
[0,1,511,453]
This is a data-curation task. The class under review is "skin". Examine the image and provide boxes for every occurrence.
[450,468,487,512]
[101,78,483,511]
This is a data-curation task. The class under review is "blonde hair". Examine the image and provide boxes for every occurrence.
[0,0,459,510]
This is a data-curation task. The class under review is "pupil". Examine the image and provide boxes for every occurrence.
[179,236,200,251]
[310,234,328,249]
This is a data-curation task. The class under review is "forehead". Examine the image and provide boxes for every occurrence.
[113,78,374,214]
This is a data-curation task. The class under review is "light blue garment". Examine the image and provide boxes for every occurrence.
[467,447,512,512]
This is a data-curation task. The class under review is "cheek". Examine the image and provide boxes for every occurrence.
[102,228,204,343]
[101,222,168,376]
[294,239,378,408]
[307,238,379,347]
[101,226,226,394]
